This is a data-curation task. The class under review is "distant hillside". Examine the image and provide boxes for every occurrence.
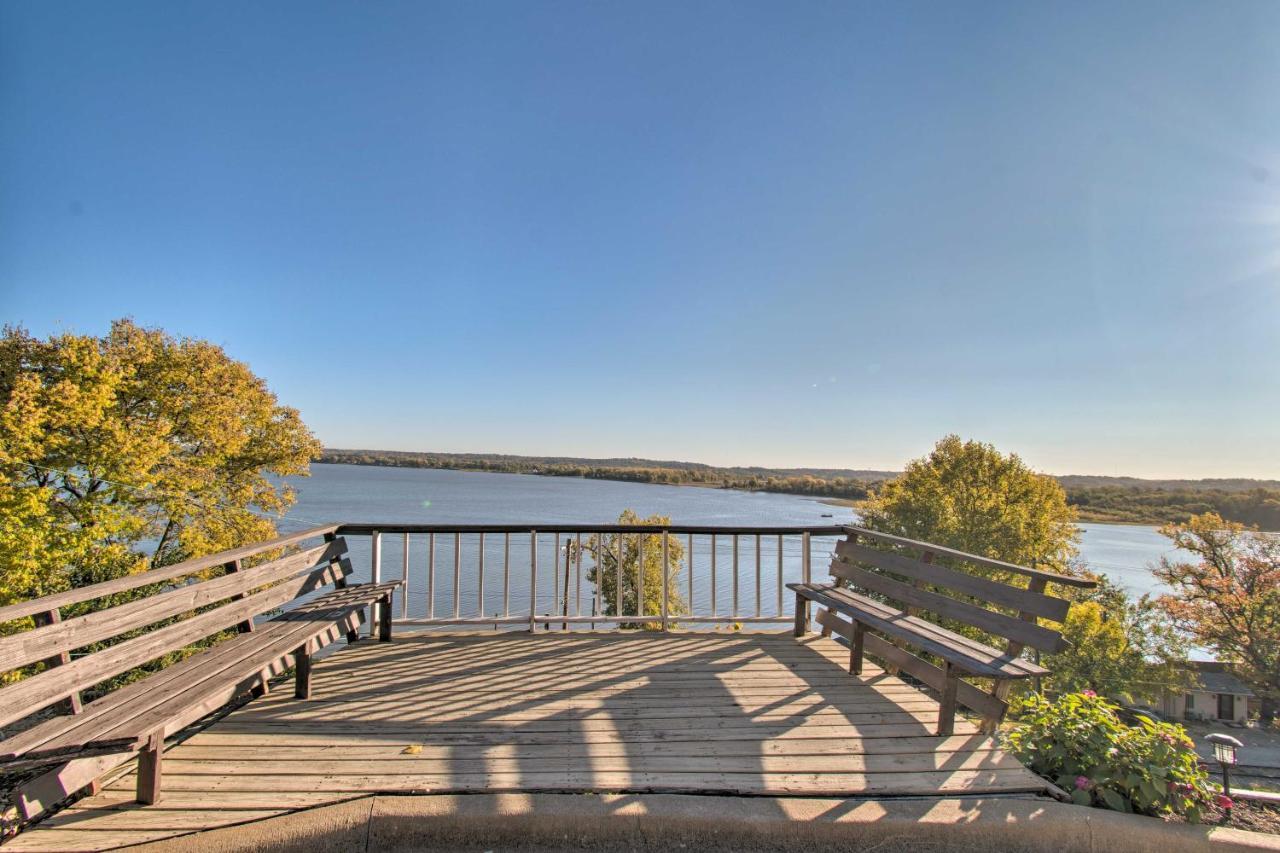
[318,449,1280,530]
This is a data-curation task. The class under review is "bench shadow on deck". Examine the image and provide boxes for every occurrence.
[11,632,1049,851]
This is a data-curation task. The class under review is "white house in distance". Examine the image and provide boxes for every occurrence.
[1161,661,1253,724]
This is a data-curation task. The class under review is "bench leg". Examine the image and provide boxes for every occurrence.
[295,642,312,699]
[819,607,833,638]
[378,595,393,642]
[980,680,1013,733]
[136,730,164,805]
[792,592,809,637]
[848,623,866,675]
[937,663,959,737]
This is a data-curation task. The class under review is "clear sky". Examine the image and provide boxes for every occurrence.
[2,2,1278,479]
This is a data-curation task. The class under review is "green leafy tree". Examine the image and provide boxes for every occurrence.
[1154,513,1280,721]
[579,510,686,629]
[0,320,321,612]
[1045,577,1189,702]
[858,435,1080,578]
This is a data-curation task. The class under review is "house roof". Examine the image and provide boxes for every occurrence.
[1189,662,1255,697]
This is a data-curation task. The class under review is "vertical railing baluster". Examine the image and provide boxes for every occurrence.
[710,534,717,616]
[755,533,762,618]
[529,530,538,631]
[478,532,485,620]
[453,532,461,619]
[732,534,739,618]
[802,531,812,624]
[594,533,603,620]
[427,532,435,619]
[616,530,624,620]
[637,531,645,620]
[661,531,669,632]
[687,533,694,620]
[503,532,511,618]
[370,530,382,638]
[776,534,784,615]
[401,533,410,619]
[553,533,561,626]
[574,533,583,617]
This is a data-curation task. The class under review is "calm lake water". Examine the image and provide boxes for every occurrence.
[282,463,1179,620]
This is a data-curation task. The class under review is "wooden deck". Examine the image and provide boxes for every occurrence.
[9,632,1049,851]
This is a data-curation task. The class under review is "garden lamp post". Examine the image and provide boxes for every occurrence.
[1206,733,1243,797]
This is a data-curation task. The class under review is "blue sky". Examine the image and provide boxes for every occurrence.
[2,2,1278,479]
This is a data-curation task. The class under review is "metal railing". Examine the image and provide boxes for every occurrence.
[334,523,847,632]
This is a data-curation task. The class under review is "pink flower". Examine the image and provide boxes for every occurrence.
[1081,689,1097,698]
[1217,794,1233,810]
[1075,776,1092,790]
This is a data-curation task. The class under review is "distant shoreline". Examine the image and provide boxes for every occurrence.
[314,453,1280,530]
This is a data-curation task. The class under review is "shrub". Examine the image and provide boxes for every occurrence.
[1004,692,1213,822]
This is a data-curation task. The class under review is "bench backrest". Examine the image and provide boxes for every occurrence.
[829,526,1094,655]
[0,525,347,730]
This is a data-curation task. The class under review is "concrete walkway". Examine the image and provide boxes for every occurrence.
[105,793,1280,853]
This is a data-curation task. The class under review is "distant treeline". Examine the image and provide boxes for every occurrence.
[318,449,875,500]
[1065,486,1280,529]
[317,449,1280,529]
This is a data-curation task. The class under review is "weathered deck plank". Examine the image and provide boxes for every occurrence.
[10,632,1047,851]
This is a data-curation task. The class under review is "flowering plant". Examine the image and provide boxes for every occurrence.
[1004,692,1213,822]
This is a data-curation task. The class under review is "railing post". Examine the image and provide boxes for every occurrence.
[369,530,382,638]
[452,532,461,619]
[503,532,511,618]
[616,531,623,620]
[731,534,739,618]
[802,532,811,628]
[661,531,670,632]
[687,533,694,614]
[427,532,435,619]
[401,533,410,619]
[478,532,485,621]
[529,530,538,632]
[637,532,645,622]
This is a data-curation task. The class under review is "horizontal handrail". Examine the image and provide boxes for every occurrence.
[843,525,1095,588]
[336,523,848,536]
[0,524,341,624]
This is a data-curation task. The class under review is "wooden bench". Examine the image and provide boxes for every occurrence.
[0,525,400,820]
[789,526,1094,736]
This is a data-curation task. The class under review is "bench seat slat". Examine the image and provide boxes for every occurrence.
[1,582,399,764]
[829,561,1068,654]
[0,580,354,762]
[789,583,1047,679]
[0,561,351,730]
[0,540,348,673]
[834,540,1071,623]
[808,583,1047,677]
[0,525,341,626]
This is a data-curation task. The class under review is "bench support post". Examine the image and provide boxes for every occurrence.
[849,623,866,675]
[33,608,84,715]
[327,532,361,643]
[937,663,959,736]
[295,642,312,699]
[792,591,808,637]
[378,594,393,642]
[136,730,164,805]
[376,591,391,637]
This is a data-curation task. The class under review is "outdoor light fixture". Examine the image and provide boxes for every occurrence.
[1206,733,1243,797]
